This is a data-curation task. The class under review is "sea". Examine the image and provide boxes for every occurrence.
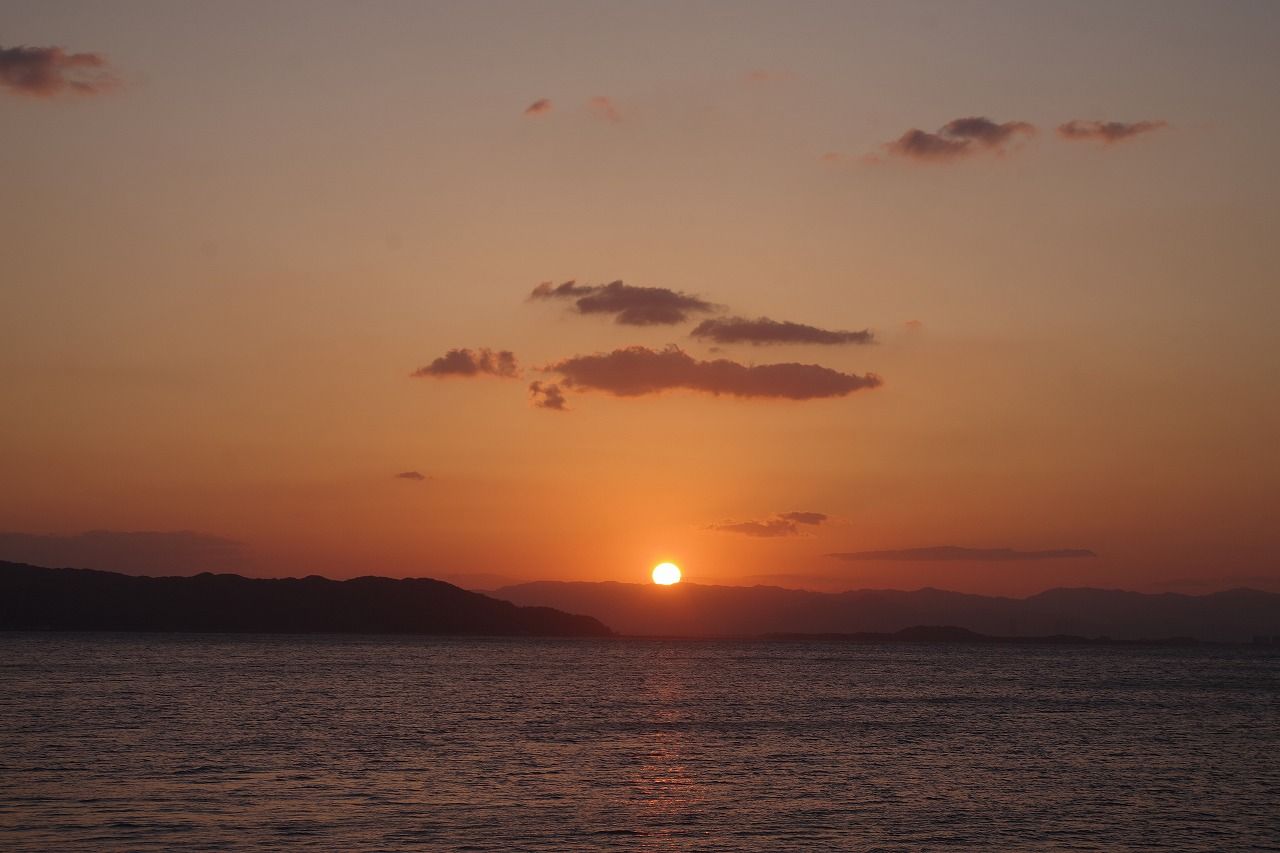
[1,634,1277,851]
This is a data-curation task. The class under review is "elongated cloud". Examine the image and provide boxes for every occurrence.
[881,116,1036,163]
[524,98,552,116]
[395,471,427,481]
[544,345,881,400]
[1057,119,1167,143]
[530,280,715,326]
[711,511,828,537]
[528,381,568,411]
[411,348,519,379]
[692,317,873,346]
[827,546,1097,561]
[587,95,621,122]
[0,45,118,98]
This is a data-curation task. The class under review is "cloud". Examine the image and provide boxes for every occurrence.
[395,471,427,481]
[411,348,519,379]
[528,381,568,411]
[587,95,621,123]
[744,69,792,85]
[691,317,873,346]
[778,511,828,525]
[881,116,1036,163]
[710,511,828,538]
[530,280,716,326]
[827,546,1097,562]
[0,530,249,575]
[1057,119,1168,143]
[545,345,881,400]
[904,319,924,331]
[524,98,552,116]
[0,44,118,98]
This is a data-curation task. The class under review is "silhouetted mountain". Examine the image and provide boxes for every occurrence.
[491,581,1280,642]
[0,562,611,636]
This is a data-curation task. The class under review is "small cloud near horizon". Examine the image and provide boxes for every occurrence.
[544,345,882,401]
[411,348,519,379]
[587,95,621,122]
[827,545,1097,562]
[1057,119,1168,143]
[711,511,829,537]
[0,44,118,98]
[523,98,553,116]
[530,280,716,326]
[395,471,428,481]
[877,116,1036,163]
[528,381,568,411]
[691,317,873,346]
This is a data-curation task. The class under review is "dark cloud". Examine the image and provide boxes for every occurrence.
[778,511,828,525]
[524,98,552,116]
[827,546,1097,562]
[1057,119,1168,143]
[710,511,828,538]
[882,116,1036,163]
[0,44,117,98]
[411,348,519,379]
[544,345,881,401]
[395,471,427,481]
[587,95,621,122]
[529,280,715,326]
[0,530,248,575]
[528,381,568,411]
[691,317,873,346]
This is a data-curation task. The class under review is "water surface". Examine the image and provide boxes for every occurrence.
[2,634,1277,850]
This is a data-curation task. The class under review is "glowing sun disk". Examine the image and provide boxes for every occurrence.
[652,562,682,585]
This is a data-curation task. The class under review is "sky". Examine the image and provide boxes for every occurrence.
[2,0,1278,595]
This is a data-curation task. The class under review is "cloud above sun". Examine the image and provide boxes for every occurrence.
[543,345,881,400]
[710,511,829,537]
[879,116,1037,163]
[411,348,519,379]
[691,317,873,346]
[0,44,118,98]
[530,280,717,326]
[1057,119,1168,143]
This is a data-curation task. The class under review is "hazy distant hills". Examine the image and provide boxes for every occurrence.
[492,581,1280,642]
[0,562,611,637]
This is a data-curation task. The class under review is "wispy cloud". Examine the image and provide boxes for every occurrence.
[411,348,519,379]
[1057,119,1168,144]
[524,98,552,116]
[587,95,621,123]
[395,471,427,481]
[528,381,568,411]
[0,44,118,98]
[710,511,829,537]
[878,116,1036,163]
[544,345,881,400]
[827,546,1097,562]
[691,317,873,346]
[530,280,716,326]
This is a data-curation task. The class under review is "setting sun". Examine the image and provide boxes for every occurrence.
[651,563,682,585]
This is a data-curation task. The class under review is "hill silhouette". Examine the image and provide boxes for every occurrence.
[0,562,611,636]
[491,581,1280,642]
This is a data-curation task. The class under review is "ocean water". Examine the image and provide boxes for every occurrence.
[1,634,1277,851]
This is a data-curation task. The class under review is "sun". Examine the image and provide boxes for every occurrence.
[651,562,682,585]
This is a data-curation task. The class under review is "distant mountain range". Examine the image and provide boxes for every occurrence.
[492,581,1280,642]
[0,562,611,637]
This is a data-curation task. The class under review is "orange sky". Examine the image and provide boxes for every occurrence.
[2,1,1278,595]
